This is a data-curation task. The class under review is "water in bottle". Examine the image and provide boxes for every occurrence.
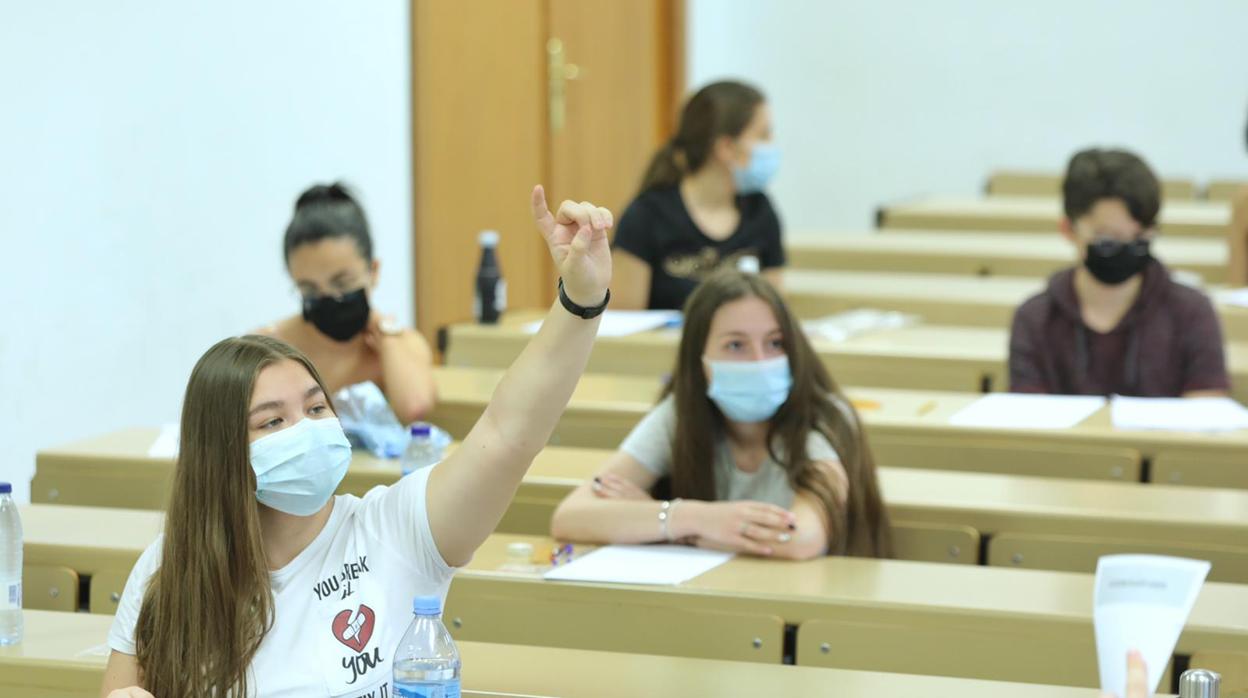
[393,595,460,698]
[0,483,22,646]
[474,230,505,324]
[400,424,444,476]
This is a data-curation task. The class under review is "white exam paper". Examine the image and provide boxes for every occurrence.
[1094,555,1210,697]
[523,310,681,338]
[1215,287,1248,308]
[543,544,733,586]
[947,393,1105,429]
[147,423,180,458]
[1110,395,1248,432]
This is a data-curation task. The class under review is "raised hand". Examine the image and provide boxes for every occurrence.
[530,185,612,308]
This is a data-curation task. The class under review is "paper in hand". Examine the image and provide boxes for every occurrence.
[1094,555,1211,697]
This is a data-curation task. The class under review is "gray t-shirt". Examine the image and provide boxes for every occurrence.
[620,395,841,508]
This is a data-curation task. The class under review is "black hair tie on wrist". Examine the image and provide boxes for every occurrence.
[557,278,610,319]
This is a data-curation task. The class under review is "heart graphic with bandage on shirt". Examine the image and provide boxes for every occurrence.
[332,604,376,653]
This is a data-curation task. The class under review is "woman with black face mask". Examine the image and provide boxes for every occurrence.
[259,183,437,456]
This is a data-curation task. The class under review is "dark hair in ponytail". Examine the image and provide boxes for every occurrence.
[638,80,766,194]
[283,182,373,266]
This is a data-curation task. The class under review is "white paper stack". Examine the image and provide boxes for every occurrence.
[1094,555,1210,697]
[543,545,733,586]
[1110,396,1248,432]
[523,310,681,338]
[947,393,1105,429]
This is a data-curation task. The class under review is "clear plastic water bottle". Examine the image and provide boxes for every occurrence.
[400,424,444,476]
[0,483,22,646]
[393,595,460,698]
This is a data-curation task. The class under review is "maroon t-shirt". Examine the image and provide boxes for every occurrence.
[1008,260,1229,396]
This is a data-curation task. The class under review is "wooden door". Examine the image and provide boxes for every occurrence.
[411,0,548,349]
[546,0,683,214]
[412,0,682,350]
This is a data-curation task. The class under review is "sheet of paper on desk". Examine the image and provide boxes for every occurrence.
[147,423,180,458]
[1110,395,1248,432]
[523,310,681,337]
[1215,287,1248,308]
[1094,555,1210,698]
[543,545,733,585]
[947,393,1105,429]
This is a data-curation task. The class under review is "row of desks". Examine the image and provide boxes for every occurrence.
[27,434,1248,592]
[445,313,1248,406]
[984,170,1246,203]
[15,504,1248,687]
[878,195,1231,238]
[779,267,1248,341]
[37,368,1248,491]
[2,610,1138,698]
[787,230,1228,282]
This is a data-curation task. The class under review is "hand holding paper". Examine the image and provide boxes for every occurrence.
[1094,555,1210,697]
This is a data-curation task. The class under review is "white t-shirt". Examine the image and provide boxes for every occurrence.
[620,395,845,508]
[108,465,454,698]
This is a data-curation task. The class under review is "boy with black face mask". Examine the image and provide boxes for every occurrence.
[1008,148,1230,397]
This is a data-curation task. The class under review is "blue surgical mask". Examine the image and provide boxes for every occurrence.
[732,142,780,194]
[705,355,793,423]
[250,417,352,516]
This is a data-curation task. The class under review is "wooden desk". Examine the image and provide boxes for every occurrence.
[1208,180,1248,203]
[781,268,1248,341]
[787,230,1226,283]
[447,312,999,393]
[448,534,1248,687]
[879,195,1230,238]
[446,315,1248,404]
[32,450,1248,583]
[34,373,1248,502]
[986,169,1197,200]
[0,610,1128,698]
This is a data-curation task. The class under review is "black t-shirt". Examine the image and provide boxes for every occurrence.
[612,186,784,310]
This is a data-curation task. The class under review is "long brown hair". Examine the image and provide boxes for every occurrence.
[664,270,892,557]
[134,335,333,697]
[639,80,765,193]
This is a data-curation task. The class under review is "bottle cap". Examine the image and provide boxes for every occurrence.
[479,230,500,247]
[413,595,442,615]
[0,483,9,494]
[409,423,432,438]
[1179,669,1221,698]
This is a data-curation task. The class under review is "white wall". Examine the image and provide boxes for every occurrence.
[0,1,411,502]
[688,0,1248,232]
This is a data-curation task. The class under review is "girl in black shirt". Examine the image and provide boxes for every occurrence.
[612,81,784,310]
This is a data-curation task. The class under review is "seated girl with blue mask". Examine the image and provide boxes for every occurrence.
[260,183,438,457]
[551,269,892,560]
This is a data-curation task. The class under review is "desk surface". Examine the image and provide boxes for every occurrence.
[460,534,1248,656]
[0,610,1125,698]
[879,195,1231,237]
[26,425,1248,558]
[446,315,1248,403]
[780,268,1248,341]
[17,504,1248,654]
[35,368,1248,483]
[788,230,1226,282]
[986,170,1197,201]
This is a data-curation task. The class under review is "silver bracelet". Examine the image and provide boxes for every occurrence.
[658,498,682,541]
